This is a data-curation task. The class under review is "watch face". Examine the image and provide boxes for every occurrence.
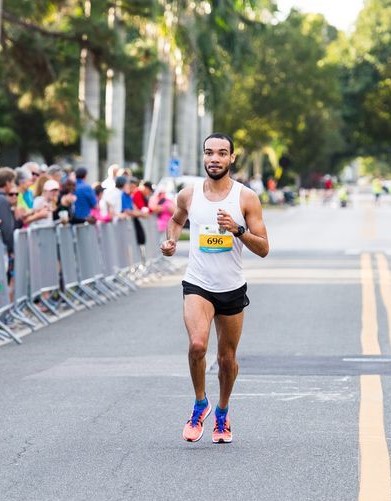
[235,225,245,236]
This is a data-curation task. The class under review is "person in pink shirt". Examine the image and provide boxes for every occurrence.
[150,189,175,240]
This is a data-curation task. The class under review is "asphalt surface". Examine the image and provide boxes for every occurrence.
[1,192,391,501]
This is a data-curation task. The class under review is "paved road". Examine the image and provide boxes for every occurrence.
[1,193,391,500]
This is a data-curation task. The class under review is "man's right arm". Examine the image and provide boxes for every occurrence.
[160,188,190,257]
[0,198,14,253]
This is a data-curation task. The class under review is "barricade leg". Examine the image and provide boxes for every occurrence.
[114,272,137,292]
[57,291,79,311]
[0,321,22,344]
[9,308,36,330]
[26,300,51,326]
[65,287,93,309]
[40,296,60,317]
[80,283,107,305]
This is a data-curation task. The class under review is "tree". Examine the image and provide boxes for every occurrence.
[214,10,345,184]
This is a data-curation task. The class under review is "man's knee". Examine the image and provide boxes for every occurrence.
[217,352,238,373]
[189,339,208,360]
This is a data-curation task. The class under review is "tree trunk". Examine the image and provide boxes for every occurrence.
[105,3,125,170]
[105,68,125,168]
[176,69,198,175]
[0,0,3,43]
[198,91,213,175]
[79,48,100,182]
[144,64,174,183]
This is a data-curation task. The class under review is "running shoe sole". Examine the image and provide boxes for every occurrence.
[212,435,233,444]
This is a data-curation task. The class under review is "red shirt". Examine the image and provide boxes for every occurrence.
[132,189,147,210]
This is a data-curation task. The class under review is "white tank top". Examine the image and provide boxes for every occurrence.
[183,179,246,292]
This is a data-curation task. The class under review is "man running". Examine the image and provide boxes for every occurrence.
[161,133,269,443]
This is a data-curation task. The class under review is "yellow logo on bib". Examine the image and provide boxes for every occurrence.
[199,225,233,253]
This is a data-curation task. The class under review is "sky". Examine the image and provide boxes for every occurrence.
[277,0,365,32]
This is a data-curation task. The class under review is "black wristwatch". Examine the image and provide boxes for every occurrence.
[233,225,246,237]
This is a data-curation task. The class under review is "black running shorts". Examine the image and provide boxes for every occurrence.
[182,280,250,316]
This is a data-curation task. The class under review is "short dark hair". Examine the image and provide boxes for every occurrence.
[0,167,16,188]
[143,181,154,191]
[115,175,128,189]
[75,167,87,179]
[203,133,234,154]
[94,184,105,196]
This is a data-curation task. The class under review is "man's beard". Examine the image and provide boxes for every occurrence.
[204,164,230,180]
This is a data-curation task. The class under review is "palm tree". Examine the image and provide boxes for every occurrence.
[78,0,100,182]
[105,3,125,169]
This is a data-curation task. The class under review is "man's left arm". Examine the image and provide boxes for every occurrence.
[217,188,269,258]
[239,190,269,257]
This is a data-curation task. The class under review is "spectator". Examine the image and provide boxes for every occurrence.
[101,175,124,218]
[47,164,64,184]
[6,184,24,297]
[74,167,97,223]
[32,179,60,226]
[142,181,155,203]
[18,174,51,227]
[0,168,23,298]
[0,167,17,256]
[129,177,148,211]
[249,174,264,196]
[34,174,50,197]
[149,189,175,241]
[53,178,77,223]
[15,167,34,210]
[21,162,41,195]
[101,164,120,190]
[90,184,112,223]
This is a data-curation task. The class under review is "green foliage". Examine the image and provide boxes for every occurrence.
[2,0,391,180]
[214,9,345,183]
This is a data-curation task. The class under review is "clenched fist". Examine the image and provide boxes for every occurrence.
[160,238,177,257]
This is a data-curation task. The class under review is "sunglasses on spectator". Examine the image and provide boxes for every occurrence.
[7,192,18,196]
[31,172,40,177]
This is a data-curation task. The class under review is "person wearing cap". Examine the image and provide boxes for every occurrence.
[31,179,60,226]
[74,167,97,223]
[101,175,129,220]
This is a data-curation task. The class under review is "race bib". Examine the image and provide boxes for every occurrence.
[199,224,233,253]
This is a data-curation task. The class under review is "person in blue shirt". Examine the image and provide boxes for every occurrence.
[74,167,97,222]
[120,178,134,214]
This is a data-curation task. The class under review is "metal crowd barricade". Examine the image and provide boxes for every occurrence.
[0,239,21,344]
[72,223,115,303]
[112,219,140,287]
[28,224,67,322]
[5,215,174,346]
[96,222,136,292]
[129,218,145,276]
[13,228,48,327]
[140,215,174,275]
[56,224,92,309]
